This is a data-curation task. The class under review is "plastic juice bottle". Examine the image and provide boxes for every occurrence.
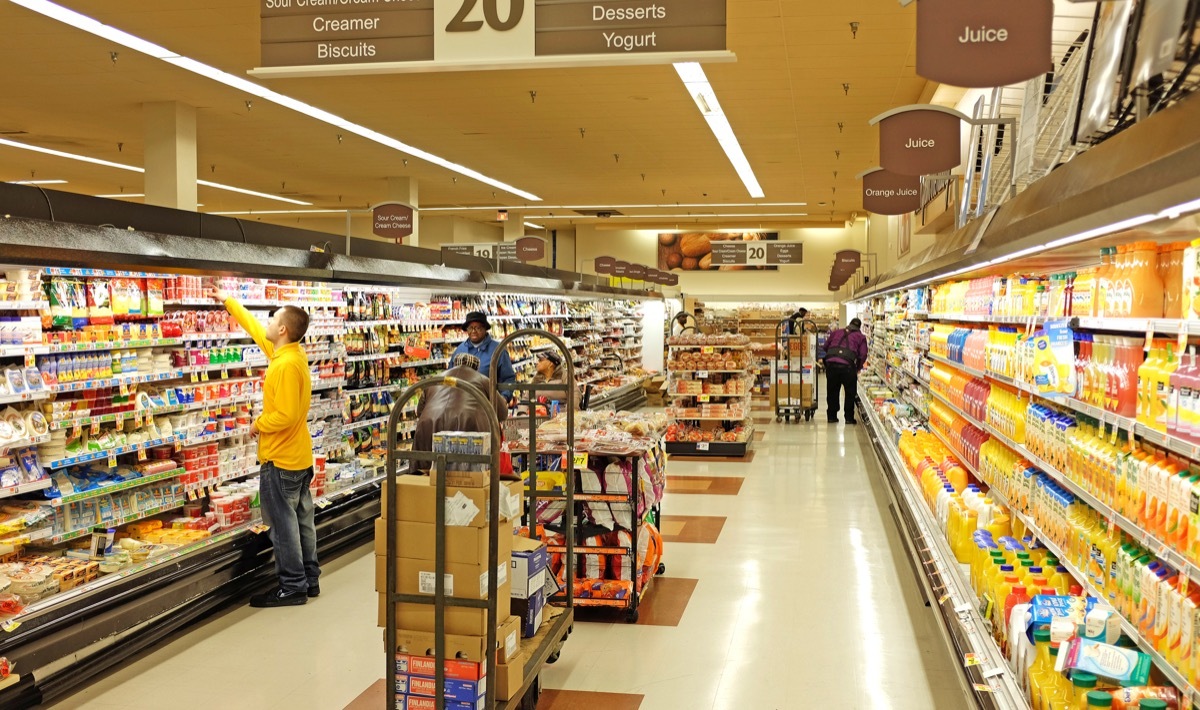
[1131,241,1166,318]
[1182,346,1200,440]
[1185,238,1200,320]
[1027,629,1055,706]
[1154,342,1178,432]
[1138,342,1162,426]
[1004,584,1030,630]
[1096,248,1114,317]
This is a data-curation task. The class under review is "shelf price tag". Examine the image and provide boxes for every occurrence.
[696,442,710,451]
[221,367,229,380]
[90,419,102,436]
[72,422,82,439]
[697,371,709,379]
[133,411,144,428]
[963,653,982,667]
[191,372,199,383]
[701,346,714,354]
[115,413,125,432]
[107,452,117,469]
[698,394,711,403]
[24,353,35,369]
[137,447,147,462]
[1179,322,1190,354]
[315,498,332,509]
[201,370,210,382]
[572,453,589,470]
[250,524,270,534]
[2,619,20,633]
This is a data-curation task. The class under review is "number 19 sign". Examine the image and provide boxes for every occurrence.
[257,0,729,75]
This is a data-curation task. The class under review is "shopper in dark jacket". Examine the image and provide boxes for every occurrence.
[824,318,869,424]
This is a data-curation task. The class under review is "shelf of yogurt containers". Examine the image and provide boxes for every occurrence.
[664,334,753,454]
[504,409,668,607]
[864,395,1187,710]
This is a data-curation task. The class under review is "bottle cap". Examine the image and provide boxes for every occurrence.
[1071,672,1097,689]
[1085,691,1113,707]
[1034,628,1051,642]
[1138,701,1168,710]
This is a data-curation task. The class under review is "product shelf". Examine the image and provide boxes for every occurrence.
[0,301,49,311]
[667,344,749,351]
[926,384,1200,591]
[311,378,346,392]
[50,498,186,544]
[860,403,1029,709]
[344,415,391,433]
[46,467,188,507]
[183,465,260,497]
[45,370,184,394]
[927,422,1200,706]
[179,332,254,342]
[0,433,51,454]
[0,479,53,500]
[44,434,184,470]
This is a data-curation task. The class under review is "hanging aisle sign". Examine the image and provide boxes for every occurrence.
[255,0,731,76]
[442,236,545,263]
[709,242,803,266]
[372,202,414,241]
[916,0,1053,88]
[857,168,922,215]
[869,106,968,177]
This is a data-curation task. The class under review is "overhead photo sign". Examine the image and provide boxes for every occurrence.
[257,0,729,74]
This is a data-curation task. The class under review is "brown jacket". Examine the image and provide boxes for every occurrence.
[414,366,509,455]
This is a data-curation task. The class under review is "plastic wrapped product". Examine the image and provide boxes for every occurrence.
[1057,637,1152,686]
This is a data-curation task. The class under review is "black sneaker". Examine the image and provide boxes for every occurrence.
[307,584,320,598]
[250,587,308,608]
[846,419,858,425]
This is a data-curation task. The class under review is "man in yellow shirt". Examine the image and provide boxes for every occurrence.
[219,290,319,607]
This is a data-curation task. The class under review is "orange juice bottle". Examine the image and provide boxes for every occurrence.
[1139,341,1163,426]
[1096,247,1115,317]
[1130,240,1166,319]
[1155,342,1179,432]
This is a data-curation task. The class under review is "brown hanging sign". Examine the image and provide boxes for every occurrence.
[372,202,414,241]
[627,264,648,280]
[858,168,922,215]
[917,0,1054,89]
[613,260,631,277]
[595,256,617,275]
[870,106,967,177]
[514,236,546,262]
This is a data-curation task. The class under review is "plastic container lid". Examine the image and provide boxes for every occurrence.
[1086,691,1113,707]
[1071,672,1098,689]
[1034,628,1051,642]
[1138,701,1168,710]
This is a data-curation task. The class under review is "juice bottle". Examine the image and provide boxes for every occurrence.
[1130,241,1166,319]
[1185,238,1200,320]
[1164,243,1185,319]
[1138,341,1162,426]
[1182,346,1200,441]
[1027,628,1055,706]
[1154,342,1179,432]
[1003,583,1030,631]
[1096,247,1115,317]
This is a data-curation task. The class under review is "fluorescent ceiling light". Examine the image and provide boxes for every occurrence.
[0,137,309,205]
[422,202,806,212]
[94,193,144,198]
[523,221,545,230]
[11,179,66,185]
[674,62,764,199]
[527,212,808,219]
[8,0,541,202]
[210,209,346,216]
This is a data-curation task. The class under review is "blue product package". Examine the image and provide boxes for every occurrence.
[1029,595,1095,626]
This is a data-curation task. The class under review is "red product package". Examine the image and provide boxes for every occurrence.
[1106,688,1179,709]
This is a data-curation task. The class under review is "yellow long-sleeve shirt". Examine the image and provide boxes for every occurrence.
[224,298,314,471]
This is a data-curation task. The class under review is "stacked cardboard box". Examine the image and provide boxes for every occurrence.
[376,474,527,704]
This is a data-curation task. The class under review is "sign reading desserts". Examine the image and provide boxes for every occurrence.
[258,0,727,71]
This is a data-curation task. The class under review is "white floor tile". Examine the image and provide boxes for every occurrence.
[46,419,966,710]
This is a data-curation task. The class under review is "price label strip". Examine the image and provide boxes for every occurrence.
[250,524,271,534]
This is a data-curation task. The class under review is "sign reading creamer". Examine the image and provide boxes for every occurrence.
[256,0,728,73]
[916,0,1053,88]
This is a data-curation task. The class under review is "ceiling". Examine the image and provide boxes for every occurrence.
[0,0,928,231]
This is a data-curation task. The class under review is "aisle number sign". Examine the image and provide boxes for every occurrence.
[709,242,803,266]
[258,0,729,73]
[442,237,545,263]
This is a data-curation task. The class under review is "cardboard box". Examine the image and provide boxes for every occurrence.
[397,675,485,704]
[510,536,549,601]
[512,590,545,638]
[495,650,529,701]
[375,556,510,601]
[432,468,492,488]
[396,696,484,710]
[391,615,520,668]
[378,581,511,634]
[382,476,523,528]
[374,519,514,565]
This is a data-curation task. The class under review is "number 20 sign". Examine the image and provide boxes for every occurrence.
[437,0,534,64]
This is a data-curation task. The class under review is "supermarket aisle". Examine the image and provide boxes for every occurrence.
[48,420,965,710]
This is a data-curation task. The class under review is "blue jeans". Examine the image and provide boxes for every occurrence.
[259,462,320,594]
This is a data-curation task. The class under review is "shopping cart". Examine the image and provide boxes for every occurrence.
[773,317,819,423]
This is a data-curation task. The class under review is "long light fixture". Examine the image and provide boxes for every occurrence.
[523,221,545,230]
[674,62,764,199]
[11,179,67,185]
[8,0,541,202]
[93,193,144,199]
[421,202,806,212]
[526,212,808,219]
[0,137,309,205]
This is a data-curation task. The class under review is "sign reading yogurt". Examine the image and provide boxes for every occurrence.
[916,0,1053,88]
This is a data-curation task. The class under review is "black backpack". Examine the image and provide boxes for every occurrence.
[823,329,859,368]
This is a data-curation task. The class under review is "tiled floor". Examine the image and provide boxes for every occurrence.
[47,420,967,710]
